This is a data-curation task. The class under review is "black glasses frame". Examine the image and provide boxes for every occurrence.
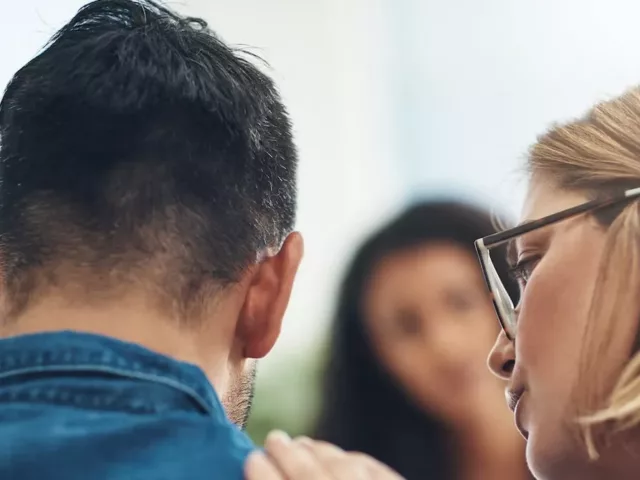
[475,187,640,340]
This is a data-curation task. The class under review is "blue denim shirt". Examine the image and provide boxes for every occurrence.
[0,331,256,479]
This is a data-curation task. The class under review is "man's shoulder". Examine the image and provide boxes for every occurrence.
[134,411,256,478]
[0,406,255,479]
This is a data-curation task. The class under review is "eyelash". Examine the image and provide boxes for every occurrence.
[508,256,540,286]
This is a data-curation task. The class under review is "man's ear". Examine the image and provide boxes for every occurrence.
[236,232,303,359]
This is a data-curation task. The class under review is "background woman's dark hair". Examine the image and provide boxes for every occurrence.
[313,200,518,480]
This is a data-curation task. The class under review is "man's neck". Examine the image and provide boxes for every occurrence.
[1,295,230,391]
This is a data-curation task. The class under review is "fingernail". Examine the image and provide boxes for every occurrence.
[295,435,313,446]
[245,451,269,472]
[247,451,268,465]
[266,430,291,444]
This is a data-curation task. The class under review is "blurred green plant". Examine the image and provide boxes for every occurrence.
[246,344,326,446]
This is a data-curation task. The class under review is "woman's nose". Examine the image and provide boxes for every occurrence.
[487,329,516,380]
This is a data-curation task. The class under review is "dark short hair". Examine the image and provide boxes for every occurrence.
[0,0,297,318]
[313,200,517,479]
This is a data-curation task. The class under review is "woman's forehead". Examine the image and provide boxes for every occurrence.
[521,179,589,224]
[513,180,592,257]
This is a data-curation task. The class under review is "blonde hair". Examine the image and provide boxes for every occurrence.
[529,88,640,459]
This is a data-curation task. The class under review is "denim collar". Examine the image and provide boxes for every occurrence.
[0,330,225,418]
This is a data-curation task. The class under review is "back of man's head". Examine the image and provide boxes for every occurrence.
[0,0,298,322]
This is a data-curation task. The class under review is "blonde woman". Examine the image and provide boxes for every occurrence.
[476,88,640,479]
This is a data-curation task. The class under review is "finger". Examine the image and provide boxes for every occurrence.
[296,438,404,479]
[263,430,328,480]
[296,437,343,455]
[350,452,404,480]
[244,451,282,480]
[295,437,368,480]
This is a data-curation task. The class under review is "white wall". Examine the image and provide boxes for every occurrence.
[388,0,640,217]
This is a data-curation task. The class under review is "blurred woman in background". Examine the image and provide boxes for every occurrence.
[314,201,530,480]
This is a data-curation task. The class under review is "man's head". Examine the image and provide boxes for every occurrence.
[0,0,303,427]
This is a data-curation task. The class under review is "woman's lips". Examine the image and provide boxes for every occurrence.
[514,396,529,440]
[506,387,529,439]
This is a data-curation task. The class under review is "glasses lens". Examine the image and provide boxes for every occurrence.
[482,248,517,339]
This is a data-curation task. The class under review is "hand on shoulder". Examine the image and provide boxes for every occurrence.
[244,430,403,480]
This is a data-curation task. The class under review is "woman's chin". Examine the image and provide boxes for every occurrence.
[525,426,589,480]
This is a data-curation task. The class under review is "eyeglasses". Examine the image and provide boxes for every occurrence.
[475,186,640,341]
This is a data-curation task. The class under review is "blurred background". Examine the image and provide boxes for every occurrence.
[4,0,640,452]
